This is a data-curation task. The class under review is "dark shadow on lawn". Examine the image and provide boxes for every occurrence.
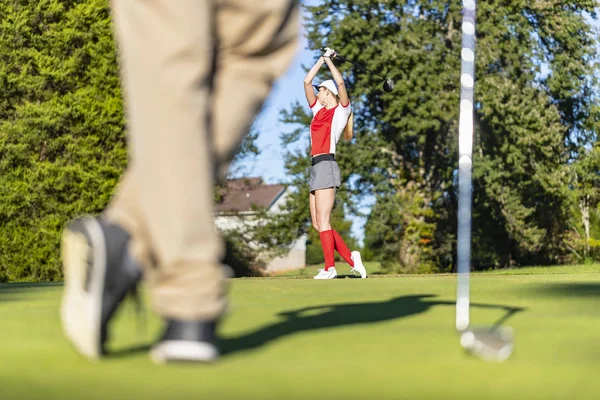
[219,294,524,356]
[526,282,600,298]
[104,295,523,359]
[0,282,62,289]
[106,344,153,359]
[0,282,63,302]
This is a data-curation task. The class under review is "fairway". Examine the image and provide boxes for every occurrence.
[2,265,600,400]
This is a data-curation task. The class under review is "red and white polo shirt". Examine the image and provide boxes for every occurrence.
[309,99,352,156]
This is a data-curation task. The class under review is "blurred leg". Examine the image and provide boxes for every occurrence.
[109,0,226,320]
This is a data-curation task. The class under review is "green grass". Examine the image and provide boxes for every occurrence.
[2,264,600,400]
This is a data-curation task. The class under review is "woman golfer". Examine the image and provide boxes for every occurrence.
[303,47,367,280]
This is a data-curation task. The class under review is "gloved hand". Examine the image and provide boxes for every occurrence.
[323,47,336,58]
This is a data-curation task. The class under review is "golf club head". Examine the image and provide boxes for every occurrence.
[383,78,394,92]
[459,326,514,362]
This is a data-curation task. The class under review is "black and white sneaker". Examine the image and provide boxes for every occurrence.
[150,319,219,364]
[60,217,142,360]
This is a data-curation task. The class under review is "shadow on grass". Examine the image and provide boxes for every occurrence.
[0,282,62,302]
[0,283,523,359]
[369,271,387,275]
[0,282,62,288]
[219,294,524,356]
[103,295,523,359]
[526,282,600,298]
[106,344,153,359]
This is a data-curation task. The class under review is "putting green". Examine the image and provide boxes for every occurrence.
[1,264,599,400]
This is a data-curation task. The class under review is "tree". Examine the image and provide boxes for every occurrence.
[470,1,598,267]
[0,0,126,282]
[271,1,599,272]
[569,143,600,259]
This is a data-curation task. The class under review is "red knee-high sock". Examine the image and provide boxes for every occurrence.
[333,230,354,267]
[319,230,336,270]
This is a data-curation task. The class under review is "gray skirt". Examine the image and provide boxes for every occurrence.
[309,160,341,193]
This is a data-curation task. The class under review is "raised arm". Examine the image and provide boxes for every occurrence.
[324,54,349,107]
[303,56,326,106]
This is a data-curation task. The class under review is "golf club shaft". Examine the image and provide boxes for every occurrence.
[335,55,387,80]
[320,48,387,80]
[456,0,477,331]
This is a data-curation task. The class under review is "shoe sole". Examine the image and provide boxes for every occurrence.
[150,341,219,364]
[352,252,367,278]
[60,218,106,360]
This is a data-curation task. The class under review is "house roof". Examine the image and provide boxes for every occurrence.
[215,177,286,214]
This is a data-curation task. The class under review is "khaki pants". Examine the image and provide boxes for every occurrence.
[105,0,299,320]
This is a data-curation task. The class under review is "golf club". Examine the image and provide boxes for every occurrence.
[456,0,514,362]
[321,48,394,93]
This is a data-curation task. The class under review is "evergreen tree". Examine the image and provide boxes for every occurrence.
[276,0,599,271]
[0,0,126,281]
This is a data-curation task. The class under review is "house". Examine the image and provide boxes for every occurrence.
[214,177,306,274]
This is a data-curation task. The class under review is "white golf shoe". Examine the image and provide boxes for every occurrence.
[351,251,367,278]
[313,267,337,280]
